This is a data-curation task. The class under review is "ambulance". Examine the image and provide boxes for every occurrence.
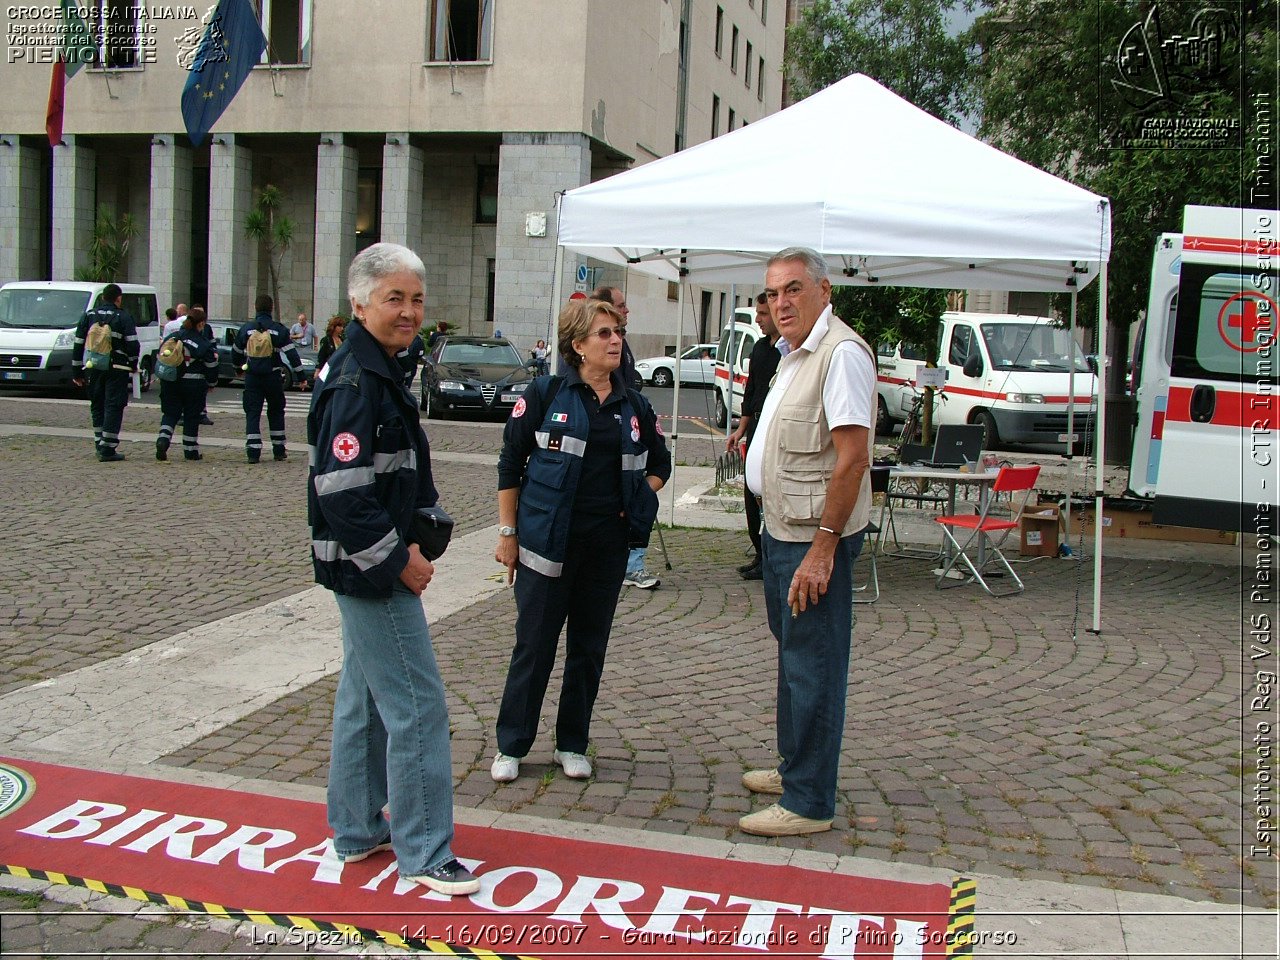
[712,307,760,427]
[876,311,1099,449]
[1128,205,1278,531]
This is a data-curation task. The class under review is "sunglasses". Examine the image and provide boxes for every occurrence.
[590,325,627,340]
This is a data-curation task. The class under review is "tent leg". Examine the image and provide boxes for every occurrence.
[1091,261,1108,633]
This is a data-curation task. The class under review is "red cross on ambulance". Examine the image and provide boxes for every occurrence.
[1218,290,1277,353]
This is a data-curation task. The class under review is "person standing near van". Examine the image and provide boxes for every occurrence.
[71,283,139,463]
[725,293,783,579]
[155,307,220,461]
[234,294,302,463]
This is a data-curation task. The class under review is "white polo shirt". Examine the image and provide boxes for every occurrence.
[745,305,875,495]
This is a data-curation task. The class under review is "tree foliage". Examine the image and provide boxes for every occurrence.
[785,0,977,350]
[244,184,295,314]
[75,206,139,282]
[968,0,1277,390]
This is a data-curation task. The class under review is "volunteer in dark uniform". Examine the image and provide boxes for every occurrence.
[490,297,671,784]
[308,242,478,897]
[725,293,784,579]
[233,294,302,463]
[155,307,220,461]
[71,283,139,462]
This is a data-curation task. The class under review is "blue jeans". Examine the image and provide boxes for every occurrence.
[760,528,863,820]
[626,546,646,576]
[329,586,456,875]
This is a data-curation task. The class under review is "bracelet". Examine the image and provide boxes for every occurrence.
[817,525,839,536]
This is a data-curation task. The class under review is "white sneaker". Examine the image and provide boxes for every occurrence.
[490,753,520,782]
[623,568,660,589]
[553,750,593,779]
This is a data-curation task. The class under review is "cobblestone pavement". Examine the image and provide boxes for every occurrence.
[165,530,1266,909]
[0,396,1271,956]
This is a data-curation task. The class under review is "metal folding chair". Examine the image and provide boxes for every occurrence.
[853,466,890,604]
[933,464,1041,596]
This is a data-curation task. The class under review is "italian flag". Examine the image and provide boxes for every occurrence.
[46,0,93,147]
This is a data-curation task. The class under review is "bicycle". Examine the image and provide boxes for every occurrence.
[897,385,948,451]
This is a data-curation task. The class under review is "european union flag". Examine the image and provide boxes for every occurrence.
[180,0,267,147]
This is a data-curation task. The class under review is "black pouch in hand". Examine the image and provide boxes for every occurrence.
[411,505,455,561]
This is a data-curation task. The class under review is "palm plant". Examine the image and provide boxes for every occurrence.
[244,184,295,313]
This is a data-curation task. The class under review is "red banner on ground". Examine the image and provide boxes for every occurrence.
[0,757,968,957]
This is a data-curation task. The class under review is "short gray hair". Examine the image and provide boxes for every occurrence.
[767,246,828,284]
[347,243,427,309]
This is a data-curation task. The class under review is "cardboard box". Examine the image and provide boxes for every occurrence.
[1019,503,1061,557]
[1065,504,1237,545]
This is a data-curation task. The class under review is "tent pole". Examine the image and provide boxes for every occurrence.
[725,291,737,434]
[668,275,689,527]
[549,197,566,375]
[1064,291,1077,549]
[1091,262,1108,633]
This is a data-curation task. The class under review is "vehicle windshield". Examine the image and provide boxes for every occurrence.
[0,289,92,329]
[440,341,522,366]
[981,323,1091,372]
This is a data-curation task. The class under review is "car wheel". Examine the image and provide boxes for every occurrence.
[651,368,673,388]
[876,397,893,436]
[277,366,293,390]
[975,409,999,450]
[714,390,728,428]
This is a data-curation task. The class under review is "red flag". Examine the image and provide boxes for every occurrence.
[45,60,66,148]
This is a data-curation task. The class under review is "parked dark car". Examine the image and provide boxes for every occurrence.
[207,320,317,390]
[420,336,536,419]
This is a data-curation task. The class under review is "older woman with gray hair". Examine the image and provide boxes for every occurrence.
[306,242,478,896]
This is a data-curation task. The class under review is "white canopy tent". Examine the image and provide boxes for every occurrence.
[556,74,1114,629]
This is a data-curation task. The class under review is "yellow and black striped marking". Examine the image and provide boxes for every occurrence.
[1,863,541,959]
[945,875,977,958]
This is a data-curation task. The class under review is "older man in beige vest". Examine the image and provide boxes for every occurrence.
[740,247,876,837]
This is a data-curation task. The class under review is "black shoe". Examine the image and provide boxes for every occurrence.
[184,450,203,461]
[736,557,760,574]
[273,449,288,461]
[200,414,214,426]
[247,455,260,464]
[739,564,763,581]
[155,440,169,461]
[97,450,126,463]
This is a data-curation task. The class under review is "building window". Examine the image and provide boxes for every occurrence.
[254,0,312,65]
[730,25,738,73]
[727,107,735,131]
[714,6,723,57]
[92,1,138,69]
[429,0,494,62]
[744,41,752,87]
[761,0,767,25]
[711,94,720,138]
[667,281,679,302]
[475,165,498,223]
[757,56,765,100]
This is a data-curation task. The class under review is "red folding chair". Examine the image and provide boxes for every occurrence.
[933,464,1041,596]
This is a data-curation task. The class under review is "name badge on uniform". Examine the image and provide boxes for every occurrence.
[551,412,568,423]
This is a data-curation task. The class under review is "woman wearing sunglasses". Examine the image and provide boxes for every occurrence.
[490,297,671,783]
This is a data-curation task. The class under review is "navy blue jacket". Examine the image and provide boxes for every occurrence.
[308,321,439,597]
[233,313,303,378]
[73,302,140,375]
[165,327,220,385]
[498,368,670,576]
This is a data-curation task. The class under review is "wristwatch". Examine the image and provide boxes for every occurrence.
[498,525,518,537]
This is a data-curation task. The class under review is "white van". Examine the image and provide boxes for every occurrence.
[876,311,1099,449]
[1128,205,1276,531]
[713,307,760,426]
[0,281,161,391]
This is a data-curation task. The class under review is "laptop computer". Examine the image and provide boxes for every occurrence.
[920,423,985,468]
